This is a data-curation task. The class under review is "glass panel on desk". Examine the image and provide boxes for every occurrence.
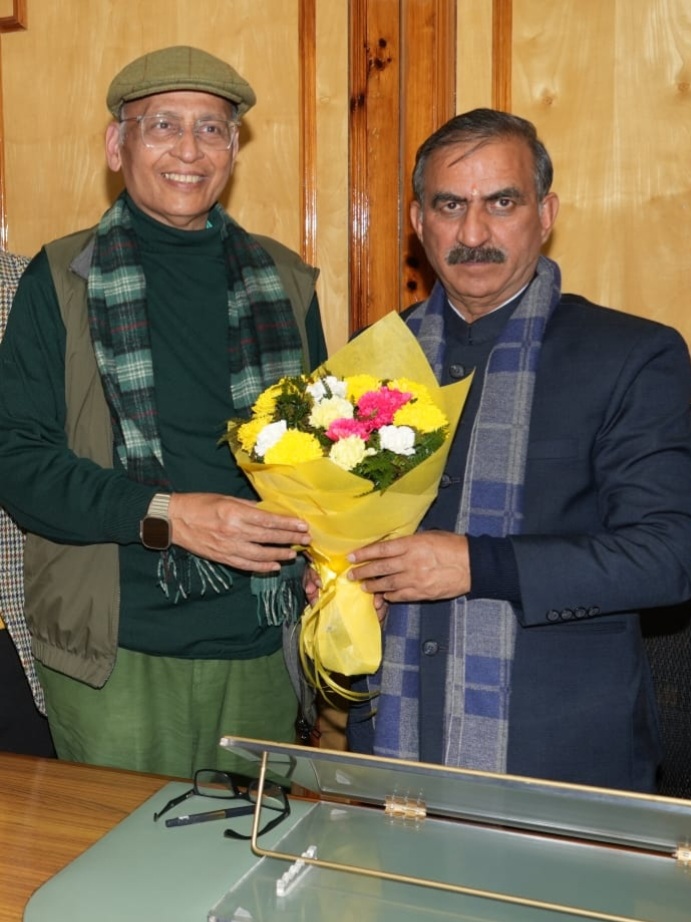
[209,797,691,922]
[219,735,691,854]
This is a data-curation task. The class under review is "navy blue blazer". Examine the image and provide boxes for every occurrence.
[350,293,691,793]
[507,294,691,791]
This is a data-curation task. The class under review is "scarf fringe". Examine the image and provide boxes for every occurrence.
[251,559,306,627]
[157,550,234,603]
[154,551,305,624]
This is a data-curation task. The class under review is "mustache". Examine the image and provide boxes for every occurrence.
[446,245,506,265]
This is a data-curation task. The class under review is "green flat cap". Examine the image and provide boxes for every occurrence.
[106,45,256,117]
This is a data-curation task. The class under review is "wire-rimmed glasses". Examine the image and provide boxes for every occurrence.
[120,114,238,150]
[153,768,290,839]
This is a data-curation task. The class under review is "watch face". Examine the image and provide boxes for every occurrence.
[141,516,171,551]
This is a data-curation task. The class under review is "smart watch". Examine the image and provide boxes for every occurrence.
[140,493,172,551]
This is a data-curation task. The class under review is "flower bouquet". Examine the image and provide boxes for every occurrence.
[223,311,472,696]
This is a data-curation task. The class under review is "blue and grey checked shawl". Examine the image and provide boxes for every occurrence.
[371,256,561,771]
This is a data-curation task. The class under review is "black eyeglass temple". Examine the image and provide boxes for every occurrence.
[223,792,291,841]
[193,768,257,789]
[153,786,195,822]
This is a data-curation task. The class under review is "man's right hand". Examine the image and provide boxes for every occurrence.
[168,493,310,572]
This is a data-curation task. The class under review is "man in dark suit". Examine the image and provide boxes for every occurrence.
[346,109,691,792]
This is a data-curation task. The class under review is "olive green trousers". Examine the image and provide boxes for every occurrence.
[36,647,297,777]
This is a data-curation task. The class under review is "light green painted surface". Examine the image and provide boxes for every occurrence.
[24,783,314,922]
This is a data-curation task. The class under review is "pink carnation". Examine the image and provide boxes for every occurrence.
[357,387,412,427]
[326,417,373,441]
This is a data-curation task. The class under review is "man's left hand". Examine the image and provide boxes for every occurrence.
[347,532,471,603]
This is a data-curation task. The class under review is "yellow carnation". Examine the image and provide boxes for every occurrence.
[345,374,381,403]
[236,418,267,452]
[389,378,434,405]
[251,382,283,418]
[394,401,448,433]
[329,435,373,471]
[264,430,324,465]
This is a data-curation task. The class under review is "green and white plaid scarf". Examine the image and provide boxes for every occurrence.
[87,193,305,612]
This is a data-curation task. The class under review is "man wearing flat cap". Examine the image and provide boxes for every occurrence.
[0,46,327,775]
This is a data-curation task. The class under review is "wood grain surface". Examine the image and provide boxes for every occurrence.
[0,752,169,922]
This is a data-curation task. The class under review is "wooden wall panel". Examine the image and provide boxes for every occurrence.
[0,0,351,350]
[456,0,494,112]
[314,1,350,351]
[0,0,26,31]
[1,1,294,246]
[400,0,456,308]
[349,0,456,331]
[349,0,402,333]
[1,0,690,351]
[512,0,691,344]
[492,0,512,110]
[299,0,318,269]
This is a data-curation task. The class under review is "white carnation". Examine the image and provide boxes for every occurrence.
[307,375,347,402]
[254,420,287,457]
[329,436,373,471]
[379,425,416,456]
[309,396,354,429]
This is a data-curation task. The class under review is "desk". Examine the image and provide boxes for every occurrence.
[3,745,691,922]
[0,752,168,922]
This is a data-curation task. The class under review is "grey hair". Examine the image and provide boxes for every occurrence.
[412,108,553,204]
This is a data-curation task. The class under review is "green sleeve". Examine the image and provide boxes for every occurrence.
[0,250,152,543]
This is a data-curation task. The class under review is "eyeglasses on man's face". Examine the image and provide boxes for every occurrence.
[153,768,290,839]
[120,114,238,150]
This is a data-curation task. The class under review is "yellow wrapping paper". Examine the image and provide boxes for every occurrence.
[226,311,472,692]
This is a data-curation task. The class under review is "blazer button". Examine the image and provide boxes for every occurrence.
[587,606,600,617]
[449,364,466,379]
[574,607,587,619]
[546,610,560,622]
[422,640,439,656]
[560,609,574,620]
